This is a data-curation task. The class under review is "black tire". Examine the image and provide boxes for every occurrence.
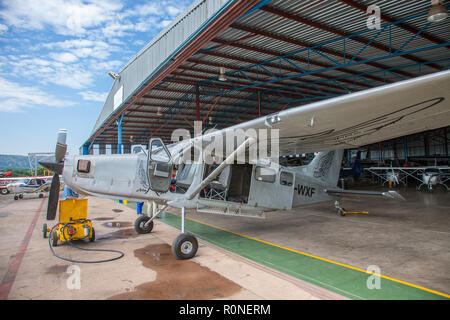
[19,194,23,199]
[0,188,8,195]
[172,233,198,260]
[51,231,58,247]
[39,193,43,198]
[134,215,154,234]
[43,223,48,238]
[90,227,95,242]
[14,195,18,200]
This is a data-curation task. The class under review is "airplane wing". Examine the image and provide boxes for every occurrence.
[324,188,405,201]
[174,70,450,157]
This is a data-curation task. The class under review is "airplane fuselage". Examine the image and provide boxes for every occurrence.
[63,152,337,212]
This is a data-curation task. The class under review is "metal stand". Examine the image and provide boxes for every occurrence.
[334,200,346,216]
[181,207,185,233]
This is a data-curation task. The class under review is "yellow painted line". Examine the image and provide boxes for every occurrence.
[165,210,450,299]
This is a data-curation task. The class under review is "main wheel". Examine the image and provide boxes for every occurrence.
[134,215,154,234]
[172,233,198,260]
[51,231,58,247]
[1,188,8,195]
[19,194,23,199]
[43,223,48,238]
[38,193,43,198]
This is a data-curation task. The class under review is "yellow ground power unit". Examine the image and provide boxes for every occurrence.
[43,199,95,246]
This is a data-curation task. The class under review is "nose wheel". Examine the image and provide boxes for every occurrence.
[134,215,154,234]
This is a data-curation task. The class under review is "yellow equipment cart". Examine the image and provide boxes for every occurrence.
[43,199,95,246]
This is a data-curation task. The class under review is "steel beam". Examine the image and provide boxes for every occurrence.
[260,4,442,71]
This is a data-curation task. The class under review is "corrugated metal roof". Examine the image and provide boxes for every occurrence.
[86,0,450,149]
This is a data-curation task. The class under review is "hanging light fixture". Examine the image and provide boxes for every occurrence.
[218,67,227,81]
[157,107,162,116]
[209,116,213,125]
[427,0,448,22]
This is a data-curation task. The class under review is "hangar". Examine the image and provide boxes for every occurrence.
[82,0,449,163]
[63,0,450,300]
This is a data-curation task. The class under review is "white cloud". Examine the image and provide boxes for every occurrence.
[0,77,75,112]
[166,6,182,17]
[44,39,117,60]
[49,52,78,63]
[6,57,95,89]
[0,23,8,34]
[0,0,123,35]
[79,91,108,102]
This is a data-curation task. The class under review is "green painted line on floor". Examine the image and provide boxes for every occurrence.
[124,201,448,300]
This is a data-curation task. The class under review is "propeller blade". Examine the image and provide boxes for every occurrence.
[46,173,60,220]
[39,155,64,175]
[55,129,67,163]
[39,129,67,174]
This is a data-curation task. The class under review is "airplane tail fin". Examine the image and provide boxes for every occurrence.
[305,150,344,187]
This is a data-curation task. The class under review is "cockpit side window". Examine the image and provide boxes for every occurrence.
[255,166,276,183]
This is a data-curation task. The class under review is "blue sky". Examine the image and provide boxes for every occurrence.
[0,0,194,155]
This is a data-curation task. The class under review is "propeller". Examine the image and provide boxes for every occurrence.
[39,129,67,220]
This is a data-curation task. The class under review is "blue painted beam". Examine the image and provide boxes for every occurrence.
[117,114,124,154]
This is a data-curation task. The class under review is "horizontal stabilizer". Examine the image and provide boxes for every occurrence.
[325,189,405,201]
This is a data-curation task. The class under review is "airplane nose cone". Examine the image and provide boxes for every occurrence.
[39,155,64,175]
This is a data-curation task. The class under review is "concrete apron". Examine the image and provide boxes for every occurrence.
[0,195,337,300]
[126,202,449,300]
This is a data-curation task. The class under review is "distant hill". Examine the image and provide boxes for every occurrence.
[0,154,34,170]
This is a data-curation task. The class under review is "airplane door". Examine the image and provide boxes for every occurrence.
[247,167,295,210]
[148,138,173,193]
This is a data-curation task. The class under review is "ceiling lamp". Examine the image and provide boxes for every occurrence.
[157,107,162,116]
[428,0,448,22]
[209,116,213,125]
[218,67,227,81]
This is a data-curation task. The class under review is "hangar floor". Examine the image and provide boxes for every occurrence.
[0,186,448,300]
[0,194,341,300]
[128,186,450,300]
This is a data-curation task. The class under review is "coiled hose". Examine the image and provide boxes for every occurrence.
[48,220,124,263]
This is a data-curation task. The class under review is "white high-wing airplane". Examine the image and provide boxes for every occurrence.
[6,177,52,200]
[40,70,450,260]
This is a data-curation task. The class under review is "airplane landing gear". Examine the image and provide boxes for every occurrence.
[134,215,154,234]
[172,233,198,260]
[172,207,198,260]
[133,205,198,259]
[134,204,167,234]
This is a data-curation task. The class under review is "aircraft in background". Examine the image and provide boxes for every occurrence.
[0,175,53,196]
[6,177,53,200]
[40,70,450,260]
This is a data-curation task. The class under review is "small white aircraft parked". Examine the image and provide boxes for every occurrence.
[7,177,52,200]
[40,70,450,260]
